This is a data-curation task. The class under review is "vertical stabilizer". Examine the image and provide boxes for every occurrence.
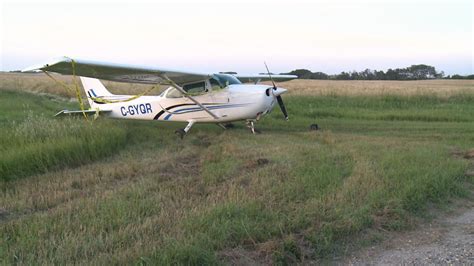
[80,77,114,108]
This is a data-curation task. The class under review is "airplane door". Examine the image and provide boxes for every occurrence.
[206,79,230,118]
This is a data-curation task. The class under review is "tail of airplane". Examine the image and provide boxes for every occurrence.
[80,77,114,108]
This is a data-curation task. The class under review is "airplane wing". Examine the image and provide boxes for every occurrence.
[235,74,297,84]
[23,56,211,85]
[25,57,221,120]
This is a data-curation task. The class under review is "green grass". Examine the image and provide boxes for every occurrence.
[0,90,127,181]
[1,87,473,264]
[0,90,69,123]
[285,94,474,124]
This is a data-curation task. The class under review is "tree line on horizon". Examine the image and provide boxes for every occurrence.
[282,64,474,80]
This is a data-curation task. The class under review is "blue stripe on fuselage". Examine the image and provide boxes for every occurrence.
[163,104,248,120]
[164,113,173,120]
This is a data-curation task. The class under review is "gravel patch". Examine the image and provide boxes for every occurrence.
[345,200,474,265]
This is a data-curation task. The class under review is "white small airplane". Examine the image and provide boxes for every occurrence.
[23,57,297,138]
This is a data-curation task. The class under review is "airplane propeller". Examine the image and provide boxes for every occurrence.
[264,62,289,121]
[276,94,288,120]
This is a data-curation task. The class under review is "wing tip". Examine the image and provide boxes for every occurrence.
[22,56,72,72]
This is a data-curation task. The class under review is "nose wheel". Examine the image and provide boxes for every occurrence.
[246,120,261,134]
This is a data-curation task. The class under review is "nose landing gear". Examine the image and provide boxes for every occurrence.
[246,120,261,134]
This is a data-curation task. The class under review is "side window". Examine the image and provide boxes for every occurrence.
[183,81,207,95]
[166,88,183,98]
[209,78,223,91]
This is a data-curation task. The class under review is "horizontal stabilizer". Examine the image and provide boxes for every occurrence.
[54,109,111,117]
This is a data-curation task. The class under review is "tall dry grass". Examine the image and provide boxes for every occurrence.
[274,79,474,97]
[0,72,166,98]
[1,72,473,99]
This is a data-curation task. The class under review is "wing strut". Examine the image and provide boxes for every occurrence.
[162,75,219,120]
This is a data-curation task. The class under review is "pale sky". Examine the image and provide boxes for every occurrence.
[1,0,472,75]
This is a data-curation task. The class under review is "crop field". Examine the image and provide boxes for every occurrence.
[1,73,473,264]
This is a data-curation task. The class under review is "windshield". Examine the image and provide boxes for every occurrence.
[212,74,241,88]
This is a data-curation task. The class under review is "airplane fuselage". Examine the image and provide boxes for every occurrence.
[95,84,285,123]
[24,57,295,136]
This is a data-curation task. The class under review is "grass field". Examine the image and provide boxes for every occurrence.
[1,73,473,264]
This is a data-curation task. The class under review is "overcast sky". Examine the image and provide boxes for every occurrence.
[1,0,472,74]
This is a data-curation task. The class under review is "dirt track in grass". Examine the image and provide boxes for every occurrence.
[342,190,474,265]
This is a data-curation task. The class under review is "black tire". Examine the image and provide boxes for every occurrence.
[175,129,186,139]
[224,123,235,129]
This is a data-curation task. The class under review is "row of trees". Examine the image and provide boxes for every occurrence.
[445,74,474,79]
[284,64,473,80]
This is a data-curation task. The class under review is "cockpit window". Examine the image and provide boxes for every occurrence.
[209,78,222,91]
[164,75,241,98]
[183,81,207,95]
[212,74,242,88]
[165,81,208,98]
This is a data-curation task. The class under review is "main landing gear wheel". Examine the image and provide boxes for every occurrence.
[310,123,319,131]
[217,123,235,130]
[175,129,186,139]
[175,120,195,139]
